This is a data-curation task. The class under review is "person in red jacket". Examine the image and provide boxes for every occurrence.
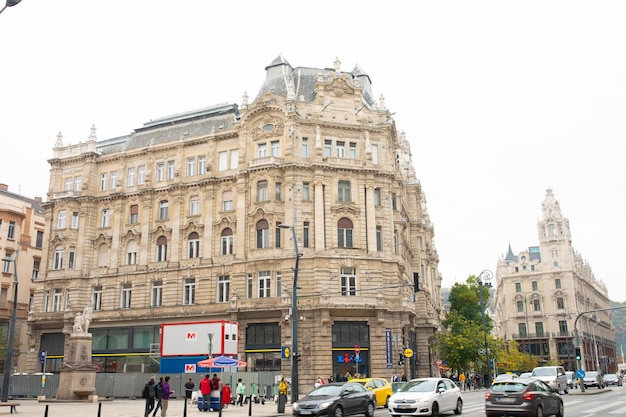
[199,374,211,411]
[222,383,231,408]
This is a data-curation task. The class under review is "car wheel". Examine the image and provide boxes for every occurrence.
[365,401,375,417]
[555,401,564,417]
[333,406,343,417]
[453,398,462,415]
[564,387,568,394]
[535,405,543,417]
[385,396,390,408]
[430,401,439,417]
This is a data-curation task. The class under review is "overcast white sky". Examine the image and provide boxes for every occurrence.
[1,1,624,300]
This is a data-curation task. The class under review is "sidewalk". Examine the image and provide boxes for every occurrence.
[1,398,291,417]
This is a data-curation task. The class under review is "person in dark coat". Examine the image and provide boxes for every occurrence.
[144,376,157,417]
[185,378,195,404]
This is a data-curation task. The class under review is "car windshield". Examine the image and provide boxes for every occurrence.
[586,372,598,378]
[604,374,617,380]
[400,380,436,392]
[532,368,556,377]
[491,382,526,393]
[308,385,343,396]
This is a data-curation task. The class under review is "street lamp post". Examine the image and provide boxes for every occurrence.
[1,250,19,402]
[0,0,22,16]
[478,269,493,388]
[278,223,301,403]
[525,295,533,370]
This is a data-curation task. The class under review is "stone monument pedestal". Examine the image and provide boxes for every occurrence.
[56,333,96,401]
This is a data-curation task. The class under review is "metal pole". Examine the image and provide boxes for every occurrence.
[478,270,492,388]
[1,251,19,402]
[290,224,300,403]
[525,295,532,370]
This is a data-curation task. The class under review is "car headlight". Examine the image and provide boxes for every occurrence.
[318,401,332,410]
[293,403,300,411]
[417,397,431,403]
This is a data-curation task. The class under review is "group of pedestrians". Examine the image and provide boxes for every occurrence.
[143,376,174,417]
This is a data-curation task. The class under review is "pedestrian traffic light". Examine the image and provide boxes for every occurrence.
[413,273,420,292]
[575,347,581,361]
[398,353,405,365]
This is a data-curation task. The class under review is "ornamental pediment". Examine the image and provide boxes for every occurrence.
[323,77,355,97]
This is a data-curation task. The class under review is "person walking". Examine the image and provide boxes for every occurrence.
[152,377,164,417]
[185,378,195,405]
[160,376,174,417]
[277,376,288,413]
[459,373,466,391]
[199,374,211,411]
[143,376,157,417]
[236,378,245,406]
[222,383,231,408]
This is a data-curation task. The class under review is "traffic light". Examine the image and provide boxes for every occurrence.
[575,347,581,361]
[398,353,405,365]
[413,273,420,292]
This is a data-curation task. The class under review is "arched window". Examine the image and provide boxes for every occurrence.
[337,217,353,248]
[126,240,138,265]
[256,220,269,249]
[221,228,234,255]
[188,232,200,258]
[156,236,168,262]
[97,243,109,267]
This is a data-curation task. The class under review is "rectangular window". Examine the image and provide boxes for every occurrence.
[68,249,75,269]
[338,181,351,202]
[303,182,310,201]
[126,250,137,265]
[374,188,381,206]
[110,171,118,189]
[44,290,49,312]
[74,176,82,191]
[532,299,541,312]
[349,142,357,159]
[535,322,544,337]
[336,141,345,157]
[532,281,538,291]
[57,212,66,229]
[127,167,136,186]
[257,181,268,202]
[36,230,44,248]
[376,226,382,251]
[7,221,15,239]
[2,253,12,273]
[32,259,40,280]
[301,138,308,158]
[217,275,230,303]
[120,284,132,309]
[129,204,139,224]
[270,140,280,157]
[159,201,169,220]
[188,237,199,258]
[555,278,561,289]
[275,223,282,248]
[100,173,108,191]
[303,222,310,248]
[53,247,63,269]
[531,265,536,271]
[557,297,565,309]
[156,162,165,182]
[223,191,233,211]
[230,149,239,170]
[371,144,379,164]
[52,288,63,312]
[340,267,357,296]
[64,178,72,191]
[275,182,282,201]
[218,151,228,171]
[151,281,163,307]
[101,209,110,228]
[257,143,267,158]
[324,140,332,157]
[246,274,253,299]
[167,160,175,180]
[515,282,522,292]
[221,234,233,255]
[275,272,281,297]
[0,288,6,309]
[558,320,568,334]
[258,271,271,298]
[92,286,102,311]
[516,300,524,313]
[71,212,79,229]
[137,166,146,185]
[198,155,206,175]
[190,197,200,216]
[183,278,196,305]
[187,157,195,177]
[518,322,527,337]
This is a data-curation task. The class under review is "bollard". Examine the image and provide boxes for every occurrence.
[183,397,187,417]
[44,404,48,417]
[218,390,222,417]
[97,402,102,417]
[248,395,252,416]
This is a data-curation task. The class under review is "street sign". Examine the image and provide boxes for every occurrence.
[282,346,291,359]
[354,345,360,354]
[576,369,585,379]
[404,348,414,358]
[40,351,47,364]
[478,348,485,355]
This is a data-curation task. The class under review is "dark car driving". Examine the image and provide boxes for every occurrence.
[485,377,563,417]
[293,382,376,417]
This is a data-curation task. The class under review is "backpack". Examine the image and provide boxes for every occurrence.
[156,382,164,399]
[142,384,149,399]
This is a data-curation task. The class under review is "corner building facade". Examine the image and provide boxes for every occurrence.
[27,56,444,390]
[494,189,615,372]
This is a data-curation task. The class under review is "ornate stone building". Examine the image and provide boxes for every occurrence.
[494,189,615,372]
[0,183,45,372]
[27,56,444,389]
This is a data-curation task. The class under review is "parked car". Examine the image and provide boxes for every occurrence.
[531,366,569,394]
[292,382,376,417]
[350,378,393,408]
[494,373,518,382]
[602,373,622,387]
[582,371,605,389]
[565,371,578,389]
[485,378,563,417]
[519,372,532,378]
[388,377,462,417]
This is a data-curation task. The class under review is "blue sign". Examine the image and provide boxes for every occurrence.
[40,351,47,364]
[385,329,393,369]
[576,369,585,379]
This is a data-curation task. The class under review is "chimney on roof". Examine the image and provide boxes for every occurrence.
[0,184,8,191]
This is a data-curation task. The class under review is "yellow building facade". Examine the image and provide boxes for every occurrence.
[27,56,444,390]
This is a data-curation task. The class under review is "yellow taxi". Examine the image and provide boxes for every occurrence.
[350,377,393,408]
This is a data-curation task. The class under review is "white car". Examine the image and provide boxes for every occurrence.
[388,377,463,416]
